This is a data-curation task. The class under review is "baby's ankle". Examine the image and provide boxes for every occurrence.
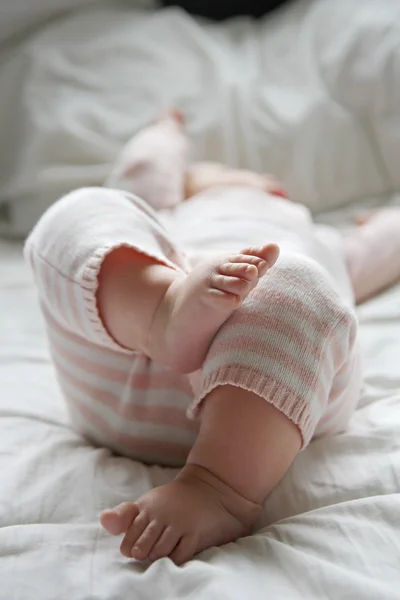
[177,463,262,530]
[145,272,185,358]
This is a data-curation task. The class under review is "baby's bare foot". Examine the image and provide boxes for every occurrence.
[107,108,190,210]
[155,107,185,127]
[148,243,279,373]
[100,464,261,565]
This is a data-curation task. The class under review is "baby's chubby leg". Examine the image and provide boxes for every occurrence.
[98,242,279,374]
[101,254,358,564]
[27,184,278,376]
[101,387,300,564]
[106,109,190,210]
[106,108,288,213]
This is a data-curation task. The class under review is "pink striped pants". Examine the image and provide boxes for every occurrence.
[25,187,361,466]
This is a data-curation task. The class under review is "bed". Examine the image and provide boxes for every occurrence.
[1,0,400,598]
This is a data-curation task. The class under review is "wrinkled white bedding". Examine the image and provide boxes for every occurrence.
[1,0,400,598]
[1,0,400,236]
[1,207,400,598]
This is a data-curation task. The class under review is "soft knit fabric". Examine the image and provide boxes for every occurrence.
[190,253,359,447]
[25,184,361,465]
[106,115,190,211]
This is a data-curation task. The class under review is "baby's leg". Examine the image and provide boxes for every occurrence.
[28,186,278,375]
[345,208,400,303]
[106,109,190,210]
[101,254,358,563]
[99,240,279,373]
[25,186,280,463]
[106,109,287,209]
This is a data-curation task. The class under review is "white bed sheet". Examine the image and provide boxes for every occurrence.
[1,200,400,599]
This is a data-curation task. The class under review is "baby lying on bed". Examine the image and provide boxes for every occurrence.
[25,111,400,565]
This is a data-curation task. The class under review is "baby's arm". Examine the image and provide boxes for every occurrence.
[345,208,400,303]
[185,162,287,199]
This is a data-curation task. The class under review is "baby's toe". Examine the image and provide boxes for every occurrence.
[100,502,139,536]
[169,535,197,565]
[130,520,164,560]
[227,253,269,279]
[242,244,280,271]
[263,176,288,199]
[166,108,185,126]
[210,273,253,297]
[156,108,185,129]
[149,526,181,562]
[120,510,149,558]
[218,262,258,281]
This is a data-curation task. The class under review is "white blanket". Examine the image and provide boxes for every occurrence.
[1,0,400,236]
[1,0,400,597]
[1,206,400,598]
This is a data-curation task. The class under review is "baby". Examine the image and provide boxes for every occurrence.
[25,111,400,565]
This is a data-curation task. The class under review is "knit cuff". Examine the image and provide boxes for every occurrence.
[79,242,184,353]
[188,365,316,449]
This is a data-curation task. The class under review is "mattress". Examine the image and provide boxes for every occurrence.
[1,0,400,597]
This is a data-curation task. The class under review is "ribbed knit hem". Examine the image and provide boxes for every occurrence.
[79,242,184,354]
[189,365,316,449]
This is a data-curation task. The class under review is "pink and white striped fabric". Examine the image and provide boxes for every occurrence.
[25,185,361,466]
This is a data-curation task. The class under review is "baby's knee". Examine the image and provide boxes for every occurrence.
[195,253,358,448]
[256,252,357,339]
[203,251,358,389]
